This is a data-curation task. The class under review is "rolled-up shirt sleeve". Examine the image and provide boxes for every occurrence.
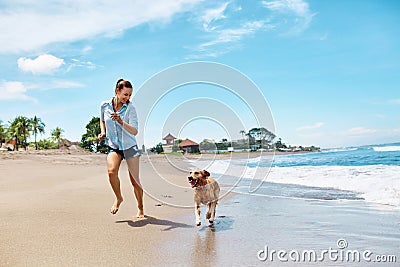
[100,102,106,122]
[127,104,138,130]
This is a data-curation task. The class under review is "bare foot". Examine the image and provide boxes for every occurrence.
[110,198,123,215]
[136,209,145,218]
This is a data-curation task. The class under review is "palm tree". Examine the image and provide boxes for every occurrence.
[8,116,32,150]
[7,121,19,151]
[31,116,45,150]
[0,120,5,148]
[51,127,64,149]
[19,116,32,150]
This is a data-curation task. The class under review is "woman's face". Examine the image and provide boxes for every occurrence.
[116,86,132,104]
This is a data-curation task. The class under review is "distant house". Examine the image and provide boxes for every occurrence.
[162,133,176,145]
[8,139,17,151]
[61,139,82,150]
[179,139,200,154]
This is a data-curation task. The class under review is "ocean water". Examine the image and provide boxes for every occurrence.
[194,143,400,209]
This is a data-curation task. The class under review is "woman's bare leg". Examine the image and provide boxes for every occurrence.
[107,152,123,214]
[126,156,144,218]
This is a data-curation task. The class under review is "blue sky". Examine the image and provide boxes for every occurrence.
[0,0,399,149]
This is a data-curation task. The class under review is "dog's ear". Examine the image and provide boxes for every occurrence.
[202,170,210,178]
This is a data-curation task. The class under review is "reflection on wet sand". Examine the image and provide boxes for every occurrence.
[191,216,234,267]
[191,228,216,267]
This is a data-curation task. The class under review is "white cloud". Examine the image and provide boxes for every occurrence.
[345,127,378,136]
[187,2,276,58]
[66,59,98,72]
[347,127,400,138]
[319,33,328,41]
[18,54,64,74]
[261,0,315,34]
[335,127,400,147]
[190,20,273,58]
[296,122,324,131]
[0,0,200,53]
[189,0,314,58]
[202,21,267,47]
[262,0,309,16]
[0,79,84,101]
[47,80,85,90]
[81,46,93,53]
[202,2,230,31]
[389,98,400,104]
[0,81,36,101]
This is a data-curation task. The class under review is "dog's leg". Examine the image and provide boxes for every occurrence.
[208,201,217,225]
[206,203,212,220]
[195,204,201,226]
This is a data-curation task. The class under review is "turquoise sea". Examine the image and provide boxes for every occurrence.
[203,143,400,208]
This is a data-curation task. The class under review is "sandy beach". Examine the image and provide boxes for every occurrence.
[1,150,399,266]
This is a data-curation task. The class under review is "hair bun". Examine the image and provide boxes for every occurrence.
[116,78,124,87]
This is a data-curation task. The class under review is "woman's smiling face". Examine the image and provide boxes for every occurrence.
[116,86,132,104]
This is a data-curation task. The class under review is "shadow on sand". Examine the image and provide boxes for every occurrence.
[116,215,193,231]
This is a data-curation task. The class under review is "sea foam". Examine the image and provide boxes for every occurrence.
[373,145,400,152]
[195,158,400,208]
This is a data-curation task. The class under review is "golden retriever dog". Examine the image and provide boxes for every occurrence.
[188,168,220,226]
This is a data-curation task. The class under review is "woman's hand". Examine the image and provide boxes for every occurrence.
[110,112,123,124]
[98,132,106,141]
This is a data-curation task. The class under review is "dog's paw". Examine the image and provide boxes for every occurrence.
[196,221,201,226]
[208,220,214,225]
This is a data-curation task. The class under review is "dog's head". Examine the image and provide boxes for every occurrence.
[188,168,210,188]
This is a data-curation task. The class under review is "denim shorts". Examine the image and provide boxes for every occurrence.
[107,145,141,160]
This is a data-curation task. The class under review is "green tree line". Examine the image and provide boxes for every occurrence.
[80,117,107,153]
[1,116,319,154]
[1,115,107,152]
[199,127,319,152]
[0,116,64,150]
[199,127,277,152]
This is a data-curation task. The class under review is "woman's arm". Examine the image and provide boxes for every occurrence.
[99,103,107,141]
[119,120,138,136]
[110,104,138,136]
[98,120,106,140]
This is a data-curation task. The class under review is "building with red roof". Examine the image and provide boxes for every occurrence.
[162,133,176,145]
[179,138,200,154]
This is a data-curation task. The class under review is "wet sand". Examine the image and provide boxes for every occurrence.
[163,194,400,266]
[1,150,399,266]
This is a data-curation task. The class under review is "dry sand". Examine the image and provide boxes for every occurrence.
[1,150,399,266]
[0,150,237,266]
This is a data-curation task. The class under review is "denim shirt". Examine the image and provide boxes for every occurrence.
[100,98,138,150]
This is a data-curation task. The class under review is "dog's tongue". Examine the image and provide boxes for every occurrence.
[189,180,197,187]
